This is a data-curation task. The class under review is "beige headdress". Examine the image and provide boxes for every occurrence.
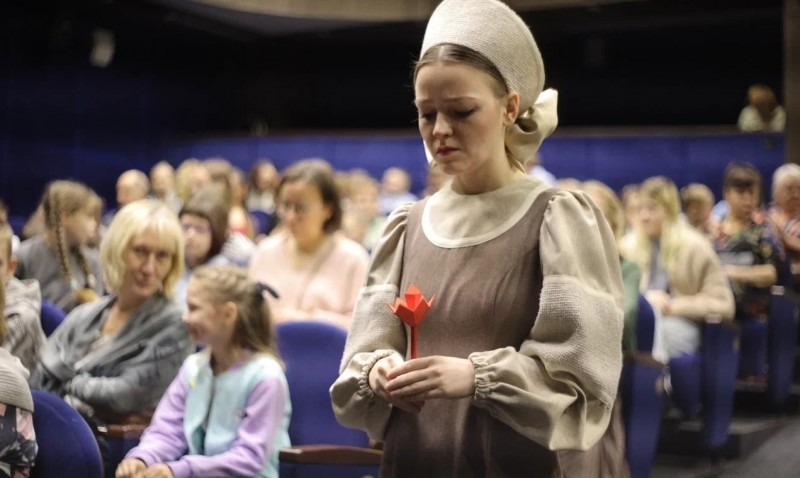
[420,0,558,168]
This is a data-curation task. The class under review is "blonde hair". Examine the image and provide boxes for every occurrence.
[772,163,800,200]
[101,199,184,297]
[681,183,715,210]
[626,176,685,275]
[0,224,12,262]
[41,180,102,291]
[175,159,210,204]
[0,267,5,343]
[582,181,624,241]
[190,265,278,356]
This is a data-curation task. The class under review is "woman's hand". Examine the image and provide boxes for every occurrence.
[645,290,672,316]
[369,354,425,414]
[385,356,475,401]
[116,459,146,478]
[143,464,175,478]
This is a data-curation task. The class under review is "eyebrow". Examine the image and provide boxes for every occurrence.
[413,96,479,107]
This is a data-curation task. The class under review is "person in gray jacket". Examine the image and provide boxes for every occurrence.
[32,199,193,417]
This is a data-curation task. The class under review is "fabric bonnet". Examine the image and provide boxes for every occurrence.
[420,0,558,168]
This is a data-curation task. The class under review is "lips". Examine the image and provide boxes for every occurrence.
[436,146,457,156]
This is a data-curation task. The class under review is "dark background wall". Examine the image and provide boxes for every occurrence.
[0,0,784,214]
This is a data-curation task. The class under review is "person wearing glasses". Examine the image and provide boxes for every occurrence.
[248,160,369,330]
[32,200,193,417]
[173,185,235,311]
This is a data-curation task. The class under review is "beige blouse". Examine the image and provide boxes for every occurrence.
[331,177,625,451]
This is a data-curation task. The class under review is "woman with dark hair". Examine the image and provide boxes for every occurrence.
[248,160,368,330]
[173,185,234,310]
[713,162,784,321]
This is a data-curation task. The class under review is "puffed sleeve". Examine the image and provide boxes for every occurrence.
[467,190,624,451]
[330,204,412,440]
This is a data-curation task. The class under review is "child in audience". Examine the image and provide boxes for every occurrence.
[0,225,45,373]
[116,265,290,478]
[0,270,38,478]
[378,167,418,215]
[681,183,717,237]
[15,180,104,313]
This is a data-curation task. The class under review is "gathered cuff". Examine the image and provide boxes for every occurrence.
[469,353,493,401]
[356,349,398,400]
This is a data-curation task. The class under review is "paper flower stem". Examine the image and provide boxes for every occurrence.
[411,326,418,359]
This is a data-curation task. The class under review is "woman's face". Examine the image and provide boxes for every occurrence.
[415,62,513,179]
[724,186,757,222]
[121,228,174,301]
[776,177,800,215]
[277,180,331,246]
[62,208,98,247]
[181,213,213,267]
[638,197,667,240]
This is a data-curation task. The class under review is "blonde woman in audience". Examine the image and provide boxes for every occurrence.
[621,183,641,233]
[248,160,368,329]
[0,275,38,478]
[175,159,211,205]
[15,180,104,313]
[621,177,734,359]
[681,183,716,237]
[150,161,182,213]
[32,199,193,417]
[768,163,800,284]
[346,172,386,252]
[0,225,45,373]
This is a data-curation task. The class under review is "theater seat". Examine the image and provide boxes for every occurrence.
[620,353,666,478]
[276,321,381,478]
[31,390,103,478]
[636,294,656,353]
[40,301,66,337]
[766,288,798,406]
[668,320,739,451]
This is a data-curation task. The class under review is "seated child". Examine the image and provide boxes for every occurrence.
[116,265,290,478]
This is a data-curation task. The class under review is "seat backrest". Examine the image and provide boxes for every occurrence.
[276,322,369,448]
[40,301,66,337]
[636,294,656,353]
[250,210,276,236]
[31,390,103,478]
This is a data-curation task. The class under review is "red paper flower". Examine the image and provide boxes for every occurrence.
[387,284,435,358]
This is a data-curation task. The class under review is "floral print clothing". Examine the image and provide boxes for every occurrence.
[0,404,37,478]
[714,218,785,319]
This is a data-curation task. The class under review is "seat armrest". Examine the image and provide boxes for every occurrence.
[279,445,382,465]
[107,423,148,440]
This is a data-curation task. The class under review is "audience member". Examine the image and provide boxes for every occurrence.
[32,199,192,417]
[768,163,800,285]
[174,186,233,310]
[525,152,557,186]
[332,1,624,475]
[344,172,386,252]
[737,84,786,133]
[248,160,368,329]
[15,180,104,313]
[378,167,418,215]
[104,170,150,226]
[0,271,37,477]
[621,177,734,359]
[175,159,212,205]
[116,265,290,478]
[422,164,448,198]
[150,161,182,213]
[621,183,641,233]
[0,200,20,255]
[555,177,582,190]
[681,183,717,237]
[246,160,279,214]
[714,163,783,321]
[229,167,255,239]
[0,225,44,374]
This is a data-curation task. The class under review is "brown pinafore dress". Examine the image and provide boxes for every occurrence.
[379,189,621,478]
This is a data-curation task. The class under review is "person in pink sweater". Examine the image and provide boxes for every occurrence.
[248,160,368,330]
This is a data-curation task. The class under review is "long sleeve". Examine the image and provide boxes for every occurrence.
[669,231,735,321]
[165,374,288,478]
[64,325,189,413]
[125,368,189,466]
[330,204,411,440]
[468,191,624,451]
[621,259,641,352]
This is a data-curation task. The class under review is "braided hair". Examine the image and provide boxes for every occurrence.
[41,180,102,292]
